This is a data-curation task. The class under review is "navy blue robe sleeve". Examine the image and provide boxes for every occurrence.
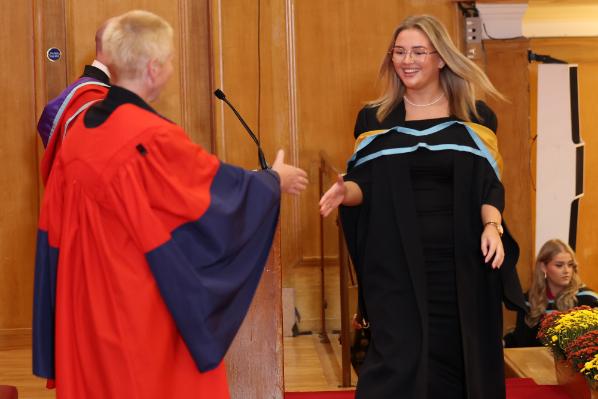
[145,165,281,371]
[32,230,59,379]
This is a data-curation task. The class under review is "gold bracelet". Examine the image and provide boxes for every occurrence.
[484,221,503,237]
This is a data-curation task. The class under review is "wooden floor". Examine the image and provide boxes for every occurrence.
[0,348,54,399]
[0,333,355,398]
[2,339,561,397]
[284,333,357,392]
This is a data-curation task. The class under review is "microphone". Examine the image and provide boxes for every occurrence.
[214,89,268,170]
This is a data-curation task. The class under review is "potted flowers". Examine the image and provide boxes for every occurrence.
[580,354,598,398]
[537,306,598,398]
[568,331,598,398]
[566,330,598,372]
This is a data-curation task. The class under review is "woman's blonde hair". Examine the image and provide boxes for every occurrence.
[369,15,504,123]
[526,239,583,327]
[103,10,173,80]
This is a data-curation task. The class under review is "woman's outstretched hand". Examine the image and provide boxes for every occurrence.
[481,225,504,269]
[319,174,347,217]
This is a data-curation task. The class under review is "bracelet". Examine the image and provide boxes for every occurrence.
[484,221,503,237]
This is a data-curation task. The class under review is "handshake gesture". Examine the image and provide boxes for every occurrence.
[271,149,309,195]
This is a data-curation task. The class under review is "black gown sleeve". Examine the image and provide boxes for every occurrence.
[354,106,374,138]
[472,100,498,133]
[504,309,541,348]
[481,163,505,212]
[347,107,374,190]
[503,292,538,347]
[471,101,503,211]
[343,107,375,322]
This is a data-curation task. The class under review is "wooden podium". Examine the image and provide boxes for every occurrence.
[226,229,283,398]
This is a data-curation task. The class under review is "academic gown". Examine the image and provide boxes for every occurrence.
[38,65,110,184]
[340,102,526,399]
[33,86,281,399]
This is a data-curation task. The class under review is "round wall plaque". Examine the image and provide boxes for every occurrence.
[46,47,62,62]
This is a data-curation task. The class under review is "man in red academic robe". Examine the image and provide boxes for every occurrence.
[32,10,308,399]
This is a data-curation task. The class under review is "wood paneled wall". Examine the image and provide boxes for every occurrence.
[211,0,464,329]
[528,38,598,291]
[293,1,461,265]
[0,0,39,345]
[484,39,534,331]
[9,0,598,387]
[1,0,213,348]
[212,0,462,275]
[485,40,534,279]
[291,1,462,329]
[211,0,301,291]
[484,37,598,329]
[63,0,213,144]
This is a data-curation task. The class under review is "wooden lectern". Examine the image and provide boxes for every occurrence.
[226,229,283,398]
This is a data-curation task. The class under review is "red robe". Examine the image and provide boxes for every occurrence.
[33,87,281,398]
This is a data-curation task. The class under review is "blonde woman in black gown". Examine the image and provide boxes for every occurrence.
[320,15,525,399]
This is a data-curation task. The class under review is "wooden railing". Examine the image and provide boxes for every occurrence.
[318,150,356,388]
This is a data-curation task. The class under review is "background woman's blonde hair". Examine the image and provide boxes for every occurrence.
[103,10,173,80]
[526,239,583,327]
[370,15,504,123]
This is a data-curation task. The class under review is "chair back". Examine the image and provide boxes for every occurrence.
[0,385,17,399]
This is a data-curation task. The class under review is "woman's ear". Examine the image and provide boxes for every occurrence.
[540,262,548,275]
[438,59,445,69]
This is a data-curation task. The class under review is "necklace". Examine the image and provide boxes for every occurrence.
[403,92,444,107]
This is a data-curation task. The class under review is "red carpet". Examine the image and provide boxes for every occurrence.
[285,391,353,399]
[506,378,572,399]
[284,378,573,398]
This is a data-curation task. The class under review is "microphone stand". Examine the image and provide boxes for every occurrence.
[214,89,269,170]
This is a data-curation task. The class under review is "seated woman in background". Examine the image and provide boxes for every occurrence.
[505,238,598,347]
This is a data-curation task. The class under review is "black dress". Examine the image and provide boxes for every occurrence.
[406,118,465,397]
[341,102,526,399]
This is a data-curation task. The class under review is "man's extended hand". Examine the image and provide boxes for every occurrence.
[271,149,308,195]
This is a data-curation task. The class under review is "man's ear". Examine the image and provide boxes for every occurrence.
[147,59,159,82]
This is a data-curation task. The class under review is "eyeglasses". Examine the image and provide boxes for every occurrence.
[389,46,438,63]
